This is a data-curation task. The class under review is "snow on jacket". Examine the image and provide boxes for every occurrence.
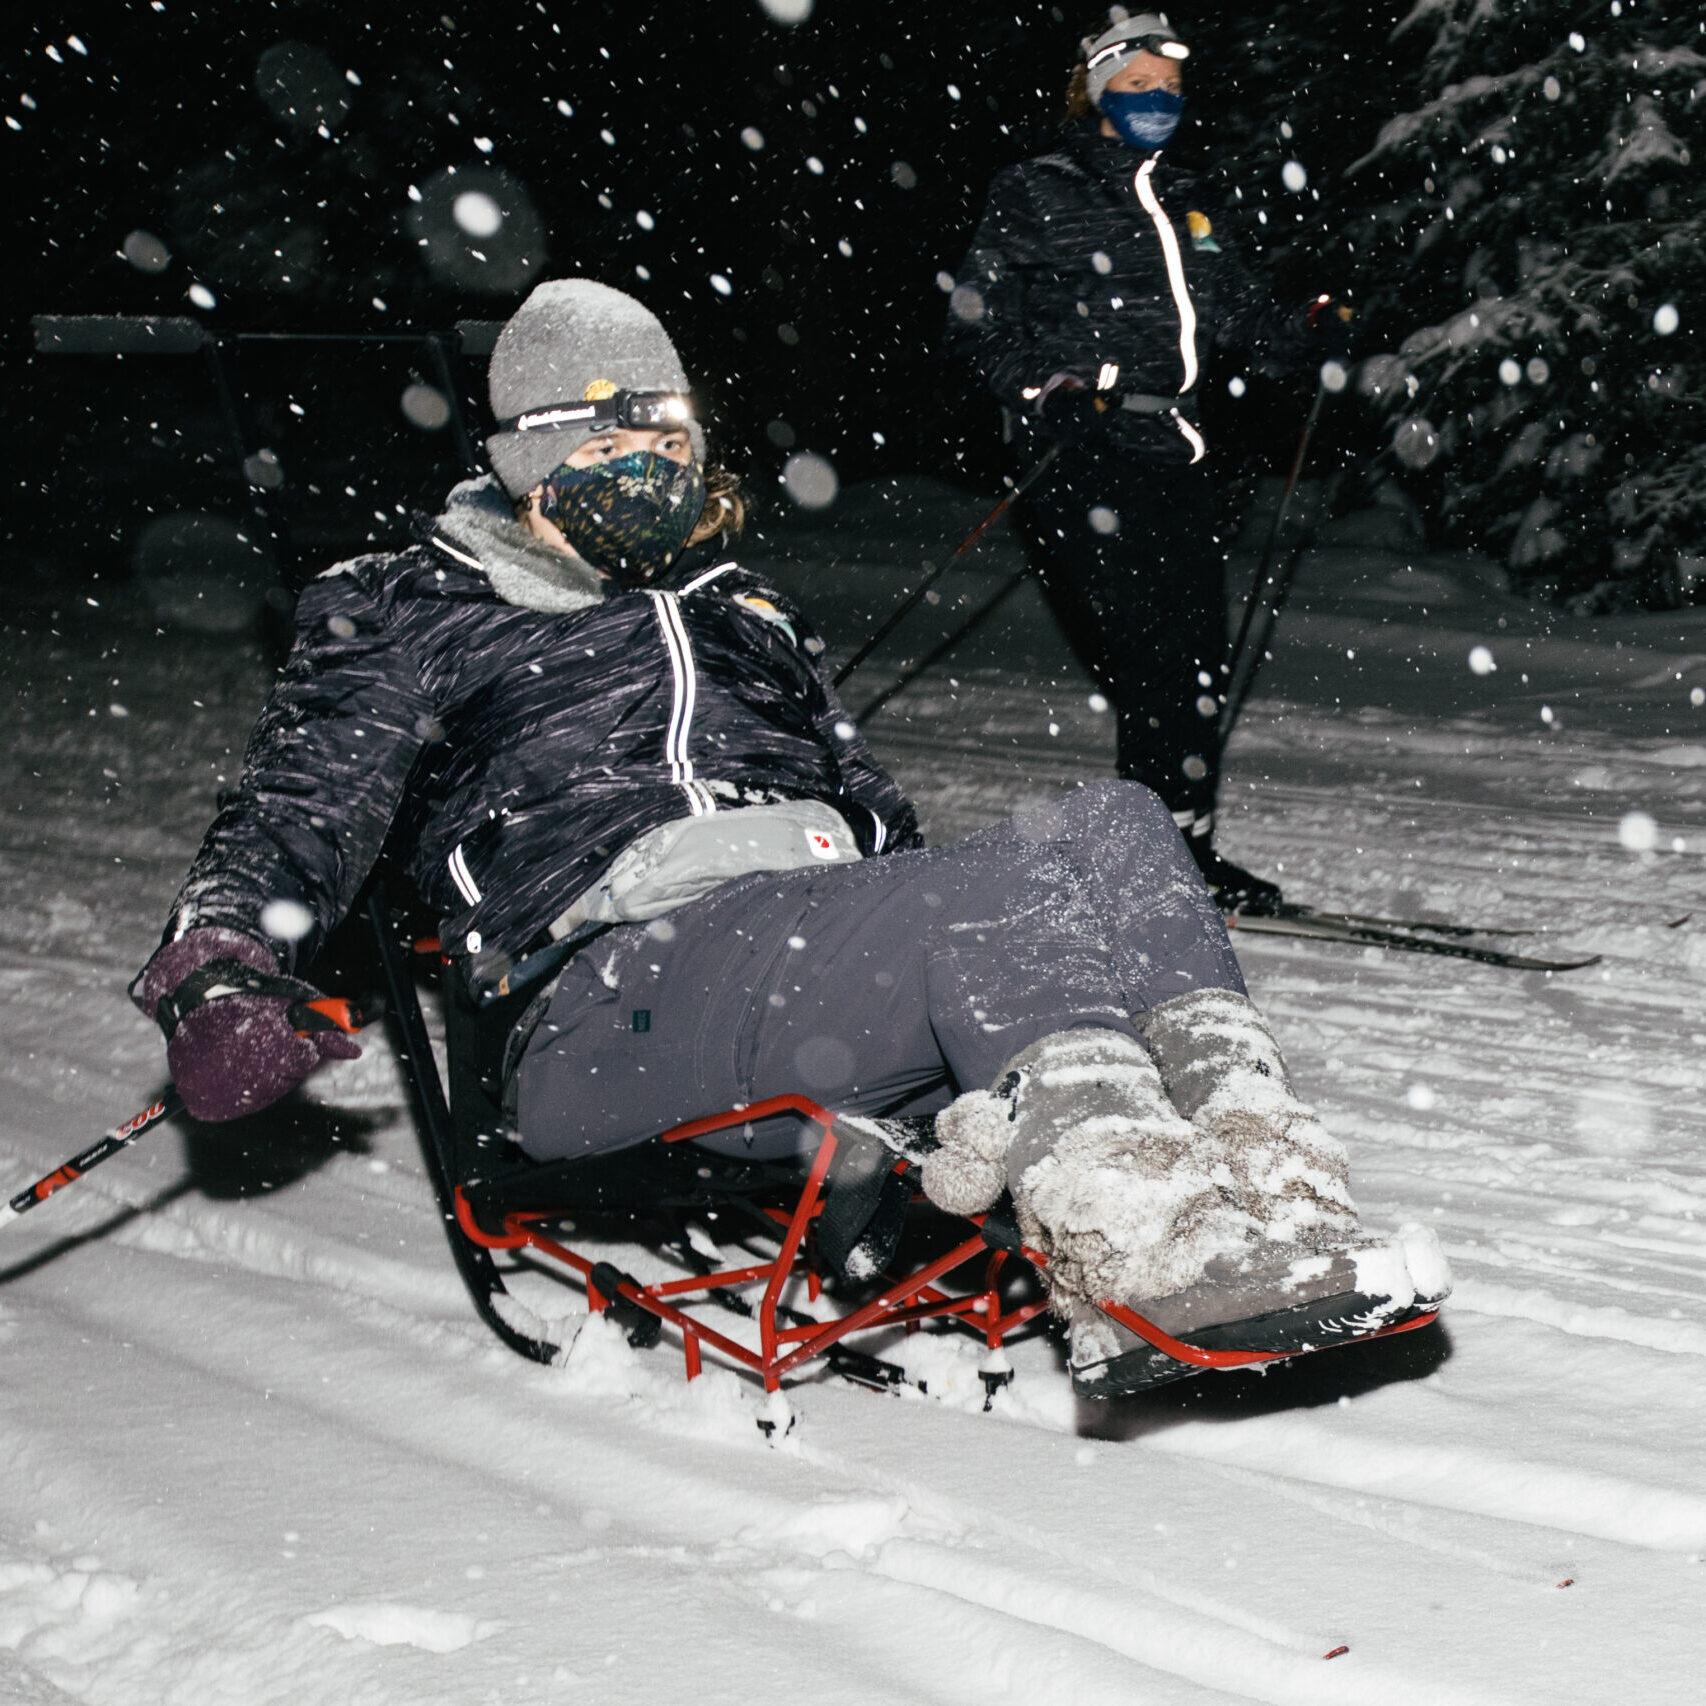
[149,476,921,987]
[946,124,1316,466]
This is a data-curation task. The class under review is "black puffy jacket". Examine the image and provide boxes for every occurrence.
[946,124,1316,466]
[151,478,920,986]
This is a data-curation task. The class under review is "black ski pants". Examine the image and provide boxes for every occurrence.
[1014,446,1225,826]
[514,781,1244,1162]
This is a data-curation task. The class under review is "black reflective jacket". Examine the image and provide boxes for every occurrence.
[151,480,920,984]
[946,124,1315,465]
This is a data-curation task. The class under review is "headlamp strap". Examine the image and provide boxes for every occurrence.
[1087,34,1190,69]
[496,389,693,438]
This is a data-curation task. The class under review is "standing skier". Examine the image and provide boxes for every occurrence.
[945,8,1348,912]
[129,278,1442,1396]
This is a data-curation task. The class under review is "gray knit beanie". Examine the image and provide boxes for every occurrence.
[484,278,703,500]
[1082,11,1187,107]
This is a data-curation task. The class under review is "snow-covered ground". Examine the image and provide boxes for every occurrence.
[4,480,1705,1703]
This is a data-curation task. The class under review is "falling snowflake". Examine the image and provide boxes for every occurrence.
[1618,812,1658,853]
[781,452,838,510]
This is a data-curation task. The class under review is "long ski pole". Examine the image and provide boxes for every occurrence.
[1217,383,1328,744]
[1,996,365,1233]
[832,442,1061,691]
[853,561,1033,726]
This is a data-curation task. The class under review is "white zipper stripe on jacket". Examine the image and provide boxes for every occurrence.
[447,842,482,905]
[648,593,691,774]
[658,594,699,774]
[647,590,714,814]
[1133,159,1198,394]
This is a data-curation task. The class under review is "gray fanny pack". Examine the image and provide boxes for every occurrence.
[547,799,863,940]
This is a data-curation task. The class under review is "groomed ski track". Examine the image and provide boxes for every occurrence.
[3,484,1705,1702]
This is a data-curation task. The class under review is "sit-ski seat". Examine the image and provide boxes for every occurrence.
[365,890,1441,1397]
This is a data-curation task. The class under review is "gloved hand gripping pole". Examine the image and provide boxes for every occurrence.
[1,997,365,1232]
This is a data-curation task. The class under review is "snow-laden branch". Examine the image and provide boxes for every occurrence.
[1350,62,1550,173]
[1603,94,1691,185]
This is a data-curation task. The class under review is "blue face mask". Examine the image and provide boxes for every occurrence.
[1099,89,1184,150]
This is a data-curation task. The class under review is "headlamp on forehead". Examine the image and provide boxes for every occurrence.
[1087,32,1189,67]
[498,388,694,438]
[1083,11,1190,72]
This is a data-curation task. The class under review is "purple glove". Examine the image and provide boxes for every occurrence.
[132,927,361,1123]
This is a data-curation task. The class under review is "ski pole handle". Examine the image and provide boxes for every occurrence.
[0,996,370,1232]
[288,995,368,1035]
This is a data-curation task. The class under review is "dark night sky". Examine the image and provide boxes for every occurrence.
[8,2,1360,578]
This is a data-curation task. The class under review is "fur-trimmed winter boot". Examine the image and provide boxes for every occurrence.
[1136,986,1358,1246]
[1058,987,1452,1398]
[922,1027,1259,1305]
[922,1016,1451,1400]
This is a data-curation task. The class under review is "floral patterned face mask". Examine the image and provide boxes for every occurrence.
[536,451,707,585]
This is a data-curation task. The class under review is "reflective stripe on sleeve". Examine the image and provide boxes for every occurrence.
[679,560,740,595]
[447,842,483,905]
[1171,410,1207,464]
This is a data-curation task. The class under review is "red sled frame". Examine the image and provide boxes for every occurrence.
[449,1092,1439,1393]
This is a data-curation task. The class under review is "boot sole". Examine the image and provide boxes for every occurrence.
[1070,1290,1443,1398]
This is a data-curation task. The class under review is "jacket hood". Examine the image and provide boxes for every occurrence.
[426,475,606,614]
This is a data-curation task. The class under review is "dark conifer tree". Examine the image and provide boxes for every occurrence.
[1341,2,1706,606]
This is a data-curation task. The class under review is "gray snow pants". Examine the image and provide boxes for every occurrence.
[514,781,1244,1162]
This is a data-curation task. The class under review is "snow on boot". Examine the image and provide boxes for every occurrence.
[1136,987,1358,1246]
[1066,1223,1453,1398]
[996,1028,1259,1311]
[920,1086,1015,1215]
[1057,988,1455,1399]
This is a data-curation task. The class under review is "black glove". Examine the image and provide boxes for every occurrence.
[1037,372,1163,450]
[1037,375,1104,442]
[1036,373,1200,460]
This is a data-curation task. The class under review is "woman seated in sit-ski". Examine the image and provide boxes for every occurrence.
[131,278,1449,1396]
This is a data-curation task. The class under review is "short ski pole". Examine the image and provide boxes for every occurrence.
[1,1090,184,1229]
[0,996,366,1232]
[1218,382,1327,744]
[832,442,1061,690]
